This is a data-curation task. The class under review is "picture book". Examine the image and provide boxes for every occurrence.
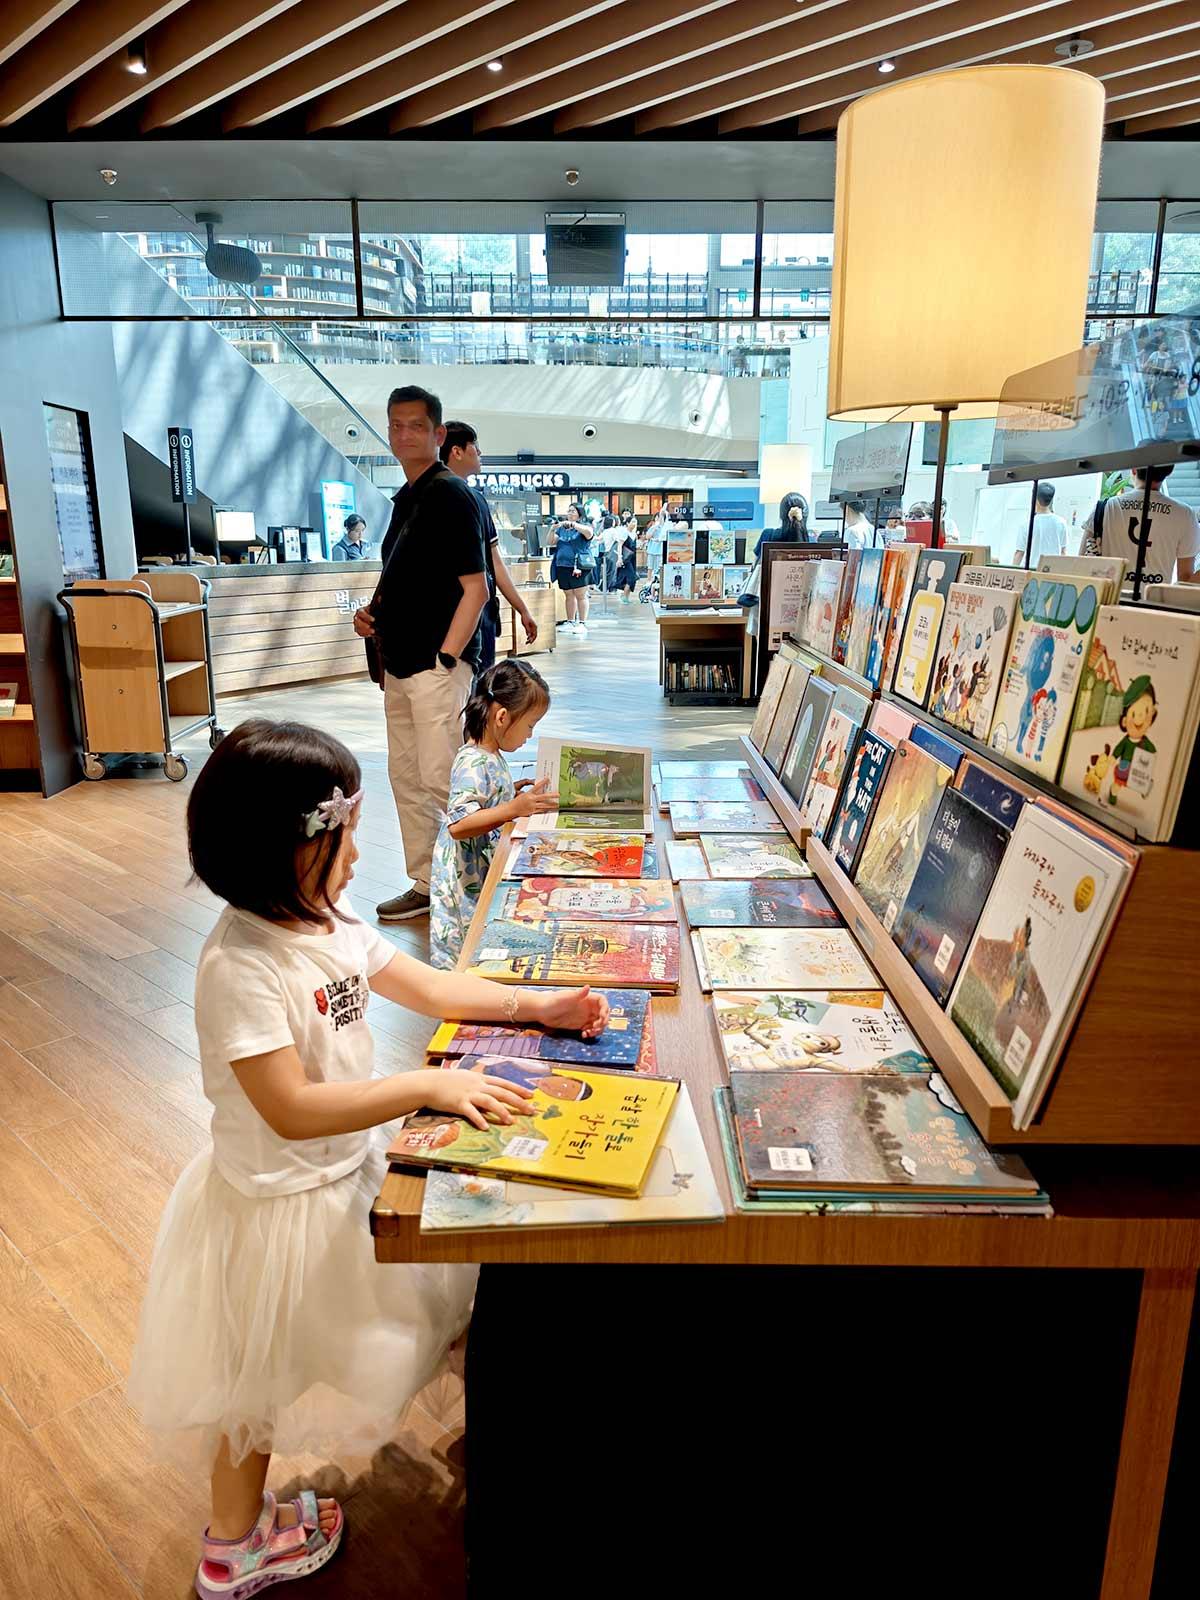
[852,739,954,933]
[845,548,884,679]
[988,576,1102,780]
[700,834,812,879]
[708,532,736,565]
[1039,553,1127,602]
[867,698,915,746]
[658,760,749,780]
[664,839,709,880]
[692,926,877,991]
[949,805,1127,1128]
[694,565,726,603]
[535,737,652,813]
[928,582,1018,741]
[492,879,522,920]
[799,712,861,839]
[892,788,1011,1005]
[428,988,651,1070]
[513,808,655,837]
[1059,604,1200,841]
[955,758,1031,831]
[789,560,819,648]
[666,528,696,564]
[960,563,1038,598]
[867,544,919,689]
[833,681,872,731]
[805,559,846,658]
[669,801,786,836]
[831,548,862,665]
[893,548,966,706]
[508,832,646,878]
[712,989,932,1075]
[680,877,837,928]
[761,658,813,772]
[827,732,894,879]
[388,1065,678,1197]
[418,1082,723,1231]
[512,878,677,924]
[750,653,793,754]
[663,563,694,601]
[466,918,681,991]
[779,676,836,807]
[724,564,752,598]
[656,775,764,808]
[907,719,965,776]
[725,1072,1040,1196]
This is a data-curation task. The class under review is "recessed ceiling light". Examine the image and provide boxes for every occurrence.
[126,40,148,75]
[878,58,896,74]
[486,59,503,73]
[1055,36,1095,58]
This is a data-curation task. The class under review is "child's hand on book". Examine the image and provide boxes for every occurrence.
[426,1071,535,1131]
[535,986,610,1039]
[509,780,560,818]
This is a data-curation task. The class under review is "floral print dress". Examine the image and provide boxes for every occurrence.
[429,744,514,970]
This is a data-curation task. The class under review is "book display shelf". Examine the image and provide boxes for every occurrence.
[653,604,754,703]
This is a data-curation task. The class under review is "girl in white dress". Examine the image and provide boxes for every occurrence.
[127,718,607,1599]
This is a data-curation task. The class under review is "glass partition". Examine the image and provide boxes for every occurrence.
[1158,202,1200,313]
[1089,201,1159,319]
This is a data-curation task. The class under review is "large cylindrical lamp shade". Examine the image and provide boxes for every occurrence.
[759,443,813,510]
[828,65,1104,422]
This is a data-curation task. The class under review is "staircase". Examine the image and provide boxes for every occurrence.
[1168,459,1200,517]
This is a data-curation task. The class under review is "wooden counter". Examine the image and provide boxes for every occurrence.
[182,562,379,695]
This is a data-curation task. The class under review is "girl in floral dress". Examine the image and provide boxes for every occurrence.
[429,660,554,968]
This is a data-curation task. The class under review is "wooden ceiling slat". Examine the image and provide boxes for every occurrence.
[227,0,529,128]
[0,2,78,72]
[1101,46,1200,97]
[68,0,301,129]
[1122,95,1200,119]
[477,0,843,133]
[389,0,734,131]
[0,0,187,125]
[140,0,403,130]
[1104,75,1200,109]
[639,0,1057,131]
[763,0,1186,133]
[294,0,623,131]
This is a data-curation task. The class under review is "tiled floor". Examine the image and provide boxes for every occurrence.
[0,605,748,1598]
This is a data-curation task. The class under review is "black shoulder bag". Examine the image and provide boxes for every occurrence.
[364,464,450,688]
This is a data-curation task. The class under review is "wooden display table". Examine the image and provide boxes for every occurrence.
[373,809,1199,1600]
[496,584,557,657]
[653,604,755,701]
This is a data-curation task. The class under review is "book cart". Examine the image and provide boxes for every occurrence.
[58,570,223,782]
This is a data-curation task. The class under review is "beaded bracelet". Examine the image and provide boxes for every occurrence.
[503,989,521,1025]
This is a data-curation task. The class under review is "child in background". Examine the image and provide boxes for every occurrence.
[430,660,556,969]
[127,719,606,1599]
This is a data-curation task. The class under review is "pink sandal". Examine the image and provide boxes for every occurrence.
[196,1490,343,1600]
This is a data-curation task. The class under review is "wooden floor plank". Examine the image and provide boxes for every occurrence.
[0,929,58,987]
[22,1117,175,1267]
[0,1233,118,1428]
[121,947,198,1005]
[138,1002,200,1060]
[0,1393,139,1600]
[0,981,72,1052]
[27,1226,147,1375]
[0,1038,78,1136]
[0,888,55,938]
[23,1034,206,1186]
[17,972,200,1087]
[0,1121,97,1255]
[15,888,157,960]
[11,926,175,1017]
[111,904,207,964]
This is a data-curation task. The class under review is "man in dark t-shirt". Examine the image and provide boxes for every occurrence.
[353,385,488,921]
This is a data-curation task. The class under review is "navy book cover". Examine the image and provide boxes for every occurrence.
[828,733,894,879]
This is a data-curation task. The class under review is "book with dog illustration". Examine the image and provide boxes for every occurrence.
[711,989,931,1075]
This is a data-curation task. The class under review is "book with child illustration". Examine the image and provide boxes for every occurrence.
[691,926,877,991]
[508,832,646,878]
[418,1082,721,1228]
[511,877,677,923]
[520,737,655,836]
[711,989,932,1075]
[928,583,1017,741]
[988,575,1102,780]
[428,987,652,1070]
[852,739,954,933]
[466,917,680,990]
[388,1063,679,1196]
[699,833,811,878]
[893,548,966,708]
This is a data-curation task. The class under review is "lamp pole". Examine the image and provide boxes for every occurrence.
[930,403,957,549]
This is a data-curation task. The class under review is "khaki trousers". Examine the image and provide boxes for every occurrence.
[383,660,473,894]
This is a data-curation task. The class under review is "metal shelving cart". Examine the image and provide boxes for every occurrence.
[59,570,224,782]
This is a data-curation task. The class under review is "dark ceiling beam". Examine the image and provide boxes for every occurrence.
[0,2,78,71]
[0,0,187,124]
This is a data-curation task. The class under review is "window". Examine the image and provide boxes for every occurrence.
[43,405,102,582]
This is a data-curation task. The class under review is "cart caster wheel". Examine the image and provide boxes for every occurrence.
[209,726,226,750]
[164,754,188,782]
[82,753,106,781]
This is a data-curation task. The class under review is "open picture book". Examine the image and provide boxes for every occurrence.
[515,737,655,835]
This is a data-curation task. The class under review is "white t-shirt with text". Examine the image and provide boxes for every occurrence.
[195,905,398,1198]
[1084,490,1200,584]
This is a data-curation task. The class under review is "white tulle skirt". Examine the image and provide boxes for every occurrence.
[127,1139,476,1471]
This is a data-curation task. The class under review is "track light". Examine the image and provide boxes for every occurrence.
[126,39,148,75]
[878,58,896,73]
[486,59,503,73]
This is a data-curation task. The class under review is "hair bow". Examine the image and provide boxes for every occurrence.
[302,786,363,838]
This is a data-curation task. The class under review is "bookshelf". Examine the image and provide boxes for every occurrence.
[654,605,754,701]
[741,730,1200,1146]
[0,575,38,784]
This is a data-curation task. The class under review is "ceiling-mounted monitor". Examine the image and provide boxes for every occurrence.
[545,211,626,286]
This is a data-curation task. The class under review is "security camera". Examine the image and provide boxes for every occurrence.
[564,169,580,186]
[689,410,702,425]
[99,168,118,186]
[581,423,597,439]
[345,423,361,440]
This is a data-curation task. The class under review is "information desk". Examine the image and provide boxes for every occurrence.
[373,809,1199,1600]
[171,562,380,696]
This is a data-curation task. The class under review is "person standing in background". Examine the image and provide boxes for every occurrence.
[353,385,487,923]
[842,499,873,550]
[332,514,370,561]
[599,513,620,591]
[553,506,596,636]
[439,420,538,671]
[1083,464,1199,583]
[1018,482,1068,567]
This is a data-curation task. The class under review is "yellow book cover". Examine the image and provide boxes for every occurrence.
[387,1063,679,1196]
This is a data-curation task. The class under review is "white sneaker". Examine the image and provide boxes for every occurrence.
[576,623,588,636]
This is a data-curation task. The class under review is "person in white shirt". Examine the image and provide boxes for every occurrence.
[842,499,873,550]
[1017,481,1069,566]
[1083,464,1199,584]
